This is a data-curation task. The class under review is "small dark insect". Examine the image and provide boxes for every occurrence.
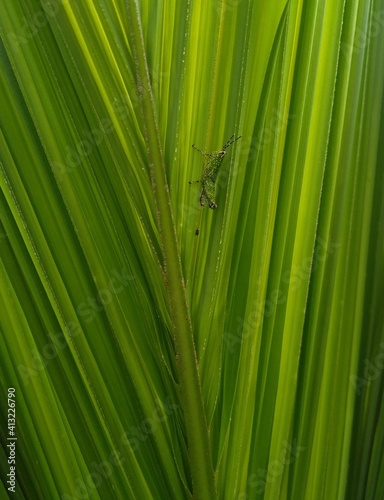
[189,134,241,209]
[195,228,200,236]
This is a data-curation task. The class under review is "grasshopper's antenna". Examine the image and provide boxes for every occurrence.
[192,143,212,158]
[222,134,242,151]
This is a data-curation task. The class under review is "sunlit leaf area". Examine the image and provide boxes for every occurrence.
[1,1,383,499]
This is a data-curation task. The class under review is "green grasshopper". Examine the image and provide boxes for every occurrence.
[189,134,241,209]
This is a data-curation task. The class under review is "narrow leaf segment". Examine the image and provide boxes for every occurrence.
[126,2,217,498]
